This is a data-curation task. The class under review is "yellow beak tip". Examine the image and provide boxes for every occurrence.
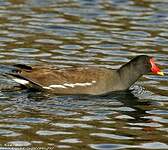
[157,71,164,76]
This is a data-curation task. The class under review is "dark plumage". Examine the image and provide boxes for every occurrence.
[6,55,164,95]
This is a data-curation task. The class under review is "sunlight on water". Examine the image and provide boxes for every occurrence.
[0,0,166,149]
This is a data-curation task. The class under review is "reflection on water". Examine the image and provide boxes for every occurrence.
[0,0,167,149]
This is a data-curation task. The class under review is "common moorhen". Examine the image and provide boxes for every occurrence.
[6,55,164,95]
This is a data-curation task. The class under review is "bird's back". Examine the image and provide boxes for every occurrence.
[18,66,116,95]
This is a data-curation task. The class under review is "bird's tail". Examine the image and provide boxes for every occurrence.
[2,73,44,91]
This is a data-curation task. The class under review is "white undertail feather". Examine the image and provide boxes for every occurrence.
[13,78,29,85]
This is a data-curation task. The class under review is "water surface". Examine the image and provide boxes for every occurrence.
[0,0,167,149]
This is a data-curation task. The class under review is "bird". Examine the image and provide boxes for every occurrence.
[5,55,164,95]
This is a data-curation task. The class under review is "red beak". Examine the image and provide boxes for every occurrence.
[150,58,164,76]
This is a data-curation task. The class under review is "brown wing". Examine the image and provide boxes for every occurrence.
[20,66,105,87]
[13,65,115,95]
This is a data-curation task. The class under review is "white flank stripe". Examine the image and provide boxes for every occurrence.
[64,83,75,88]
[46,81,96,89]
[13,78,29,85]
[64,83,92,87]
[49,85,67,88]
[43,86,52,90]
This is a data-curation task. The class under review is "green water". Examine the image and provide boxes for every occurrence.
[0,0,167,149]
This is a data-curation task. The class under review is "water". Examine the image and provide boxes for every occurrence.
[0,0,167,149]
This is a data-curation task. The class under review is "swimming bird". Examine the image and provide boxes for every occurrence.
[5,55,164,95]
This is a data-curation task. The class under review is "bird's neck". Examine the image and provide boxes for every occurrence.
[118,62,143,89]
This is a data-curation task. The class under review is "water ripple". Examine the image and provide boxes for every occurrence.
[0,0,167,149]
[36,130,74,136]
[91,133,133,140]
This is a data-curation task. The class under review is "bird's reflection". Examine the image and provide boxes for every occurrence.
[0,86,153,123]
